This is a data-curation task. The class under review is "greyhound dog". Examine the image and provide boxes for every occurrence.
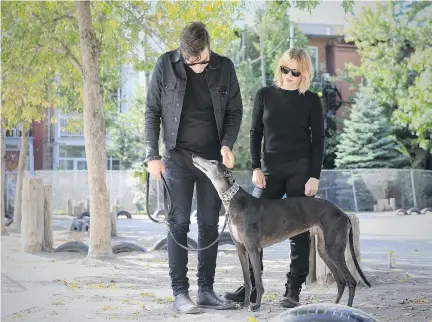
[191,155,371,312]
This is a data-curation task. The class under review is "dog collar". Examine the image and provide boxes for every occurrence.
[220,182,240,202]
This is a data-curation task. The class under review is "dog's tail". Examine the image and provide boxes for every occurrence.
[349,226,371,287]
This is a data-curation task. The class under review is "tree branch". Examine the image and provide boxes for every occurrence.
[406,1,432,22]
[58,39,83,75]
[53,14,74,23]
[32,12,83,75]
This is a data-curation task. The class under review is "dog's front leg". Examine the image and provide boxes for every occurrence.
[234,242,252,308]
[248,248,264,312]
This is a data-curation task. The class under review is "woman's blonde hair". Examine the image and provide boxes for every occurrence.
[274,48,314,94]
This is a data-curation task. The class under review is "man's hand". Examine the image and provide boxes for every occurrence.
[147,160,166,180]
[221,146,235,168]
[305,177,319,197]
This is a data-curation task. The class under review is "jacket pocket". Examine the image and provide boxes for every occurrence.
[219,86,229,110]
[161,80,176,108]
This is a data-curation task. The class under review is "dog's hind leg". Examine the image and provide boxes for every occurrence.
[248,248,264,312]
[324,223,357,307]
[316,229,346,304]
[234,241,252,308]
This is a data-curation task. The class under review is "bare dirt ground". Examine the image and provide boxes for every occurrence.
[1,212,432,322]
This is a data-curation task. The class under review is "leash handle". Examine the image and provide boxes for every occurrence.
[145,169,230,252]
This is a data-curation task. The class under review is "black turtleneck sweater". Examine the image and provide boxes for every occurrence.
[250,86,325,179]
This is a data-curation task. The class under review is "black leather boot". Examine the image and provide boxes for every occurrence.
[279,273,304,308]
[173,293,202,314]
[197,289,237,310]
[224,285,257,303]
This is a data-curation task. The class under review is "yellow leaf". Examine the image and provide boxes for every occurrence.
[248,317,258,322]
[206,3,212,13]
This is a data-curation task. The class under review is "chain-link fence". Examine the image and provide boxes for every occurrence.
[4,169,432,215]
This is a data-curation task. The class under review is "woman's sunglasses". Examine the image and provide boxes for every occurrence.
[280,66,301,77]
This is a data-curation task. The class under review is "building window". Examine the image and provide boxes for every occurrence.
[107,157,120,170]
[59,146,86,158]
[57,145,120,170]
[58,159,75,170]
[58,145,86,170]
[307,46,319,79]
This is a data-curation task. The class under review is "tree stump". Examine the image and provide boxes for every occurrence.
[308,214,363,287]
[21,177,44,253]
[43,185,53,249]
[67,199,73,216]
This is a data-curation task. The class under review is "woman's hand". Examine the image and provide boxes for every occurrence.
[305,177,319,196]
[252,169,266,189]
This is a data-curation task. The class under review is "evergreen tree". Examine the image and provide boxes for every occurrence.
[335,86,409,169]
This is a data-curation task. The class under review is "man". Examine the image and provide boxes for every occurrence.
[144,22,243,314]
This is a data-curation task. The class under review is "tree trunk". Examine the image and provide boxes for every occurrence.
[21,177,44,253]
[1,120,8,235]
[43,184,53,249]
[75,0,113,258]
[11,127,29,230]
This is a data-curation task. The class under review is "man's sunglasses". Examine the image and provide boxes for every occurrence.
[184,59,210,66]
[280,66,301,77]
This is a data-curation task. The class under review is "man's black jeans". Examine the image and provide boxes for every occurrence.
[163,149,222,296]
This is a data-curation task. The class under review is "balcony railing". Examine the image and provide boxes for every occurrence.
[5,127,33,137]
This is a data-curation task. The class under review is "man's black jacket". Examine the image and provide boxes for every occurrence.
[144,48,243,162]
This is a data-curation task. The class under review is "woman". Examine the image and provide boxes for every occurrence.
[225,48,325,308]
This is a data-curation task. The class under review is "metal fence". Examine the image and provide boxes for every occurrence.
[4,169,432,215]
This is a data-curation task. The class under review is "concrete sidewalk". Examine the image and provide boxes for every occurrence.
[2,213,432,321]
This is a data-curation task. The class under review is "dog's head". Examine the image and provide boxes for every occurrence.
[192,155,234,194]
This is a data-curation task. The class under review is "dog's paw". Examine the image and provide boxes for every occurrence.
[247,304,260,312]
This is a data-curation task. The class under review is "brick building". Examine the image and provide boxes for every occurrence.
[295,22,362,119]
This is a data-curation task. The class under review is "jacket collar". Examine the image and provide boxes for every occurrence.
[170,48,221,69]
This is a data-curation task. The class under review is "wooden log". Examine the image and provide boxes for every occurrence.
[84,198,90,212]
[43,185,53,249]
[79,200,85,214]
[21,177,44,253]
[110,205,118,237]
[73,203,81,217]
[389,198,396,211]
[312,214,362,287]
[67,199,73,216]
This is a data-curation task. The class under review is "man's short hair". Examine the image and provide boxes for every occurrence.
[179,22,210,61]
